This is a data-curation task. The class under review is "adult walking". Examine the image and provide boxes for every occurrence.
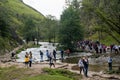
[53,50,57,60]
[83,56,89,77]
[78,57,84,74]
[108,55,112,71]
[60,50,64,62]
[49,52,55,68]
[40,50,43,62]
[46,50,50,61]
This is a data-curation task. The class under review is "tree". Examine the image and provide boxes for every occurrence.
[43,15,59,42]
[22,17,36,44]
[59,0,84,51]
[80,0,120,43]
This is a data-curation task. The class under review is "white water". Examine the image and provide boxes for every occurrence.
[16,42,92,62]
[17,42,60,62]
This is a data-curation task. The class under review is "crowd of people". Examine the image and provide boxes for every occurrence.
[10,40,118,77]
[22,48,71,68]
[23,50,58,68]
[77,40,120,54]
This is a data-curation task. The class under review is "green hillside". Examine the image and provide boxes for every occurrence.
[0,0,45,54]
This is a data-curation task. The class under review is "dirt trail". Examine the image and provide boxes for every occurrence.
[0,61,120,80]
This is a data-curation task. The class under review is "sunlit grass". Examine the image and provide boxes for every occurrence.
[5,0,44,19]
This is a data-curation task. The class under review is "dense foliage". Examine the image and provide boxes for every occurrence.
[0,0,44,54]
[59,0,84,51]
[0,0,119,54]
[80,0,120,44]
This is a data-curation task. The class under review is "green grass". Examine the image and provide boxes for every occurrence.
[5,0,44,19]
[0,66,81,80]
[22,74,72,80]
[42,68,82,80]
[0,66,30,80]
[0,0,45,54]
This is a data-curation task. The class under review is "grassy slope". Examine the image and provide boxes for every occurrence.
[4,0,45,31]
[5,0,44,19]
[0,0,45,53]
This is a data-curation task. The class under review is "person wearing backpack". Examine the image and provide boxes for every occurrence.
[78,57,84,74]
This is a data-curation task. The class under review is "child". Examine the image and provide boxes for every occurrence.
[25,54,29,68]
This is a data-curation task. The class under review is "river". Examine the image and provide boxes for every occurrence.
[16,42,92,62]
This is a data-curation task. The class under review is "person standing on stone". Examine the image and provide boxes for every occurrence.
[29,51,32,67]
[53,50,57,61]
[40,50,43,62]
[60,50,64,62]
[108,55,112,71]
[46,50,50,61]
[24,52,29,68]
[83,56,89,77]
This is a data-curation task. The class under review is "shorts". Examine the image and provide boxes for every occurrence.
[25,62,29,64]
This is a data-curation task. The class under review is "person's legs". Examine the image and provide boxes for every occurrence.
[52,63,55,67]
[86,67,88,77]
[109,63,112,71]
[84,67,88,77]
[81,67,84,74]
[29,61,32,67]
[61,54,63,62]
[25,62,29,68]
[80,67,83,74]
[41,55,43,61]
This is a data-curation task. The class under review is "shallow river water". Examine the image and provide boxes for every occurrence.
[16,42,92,62]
